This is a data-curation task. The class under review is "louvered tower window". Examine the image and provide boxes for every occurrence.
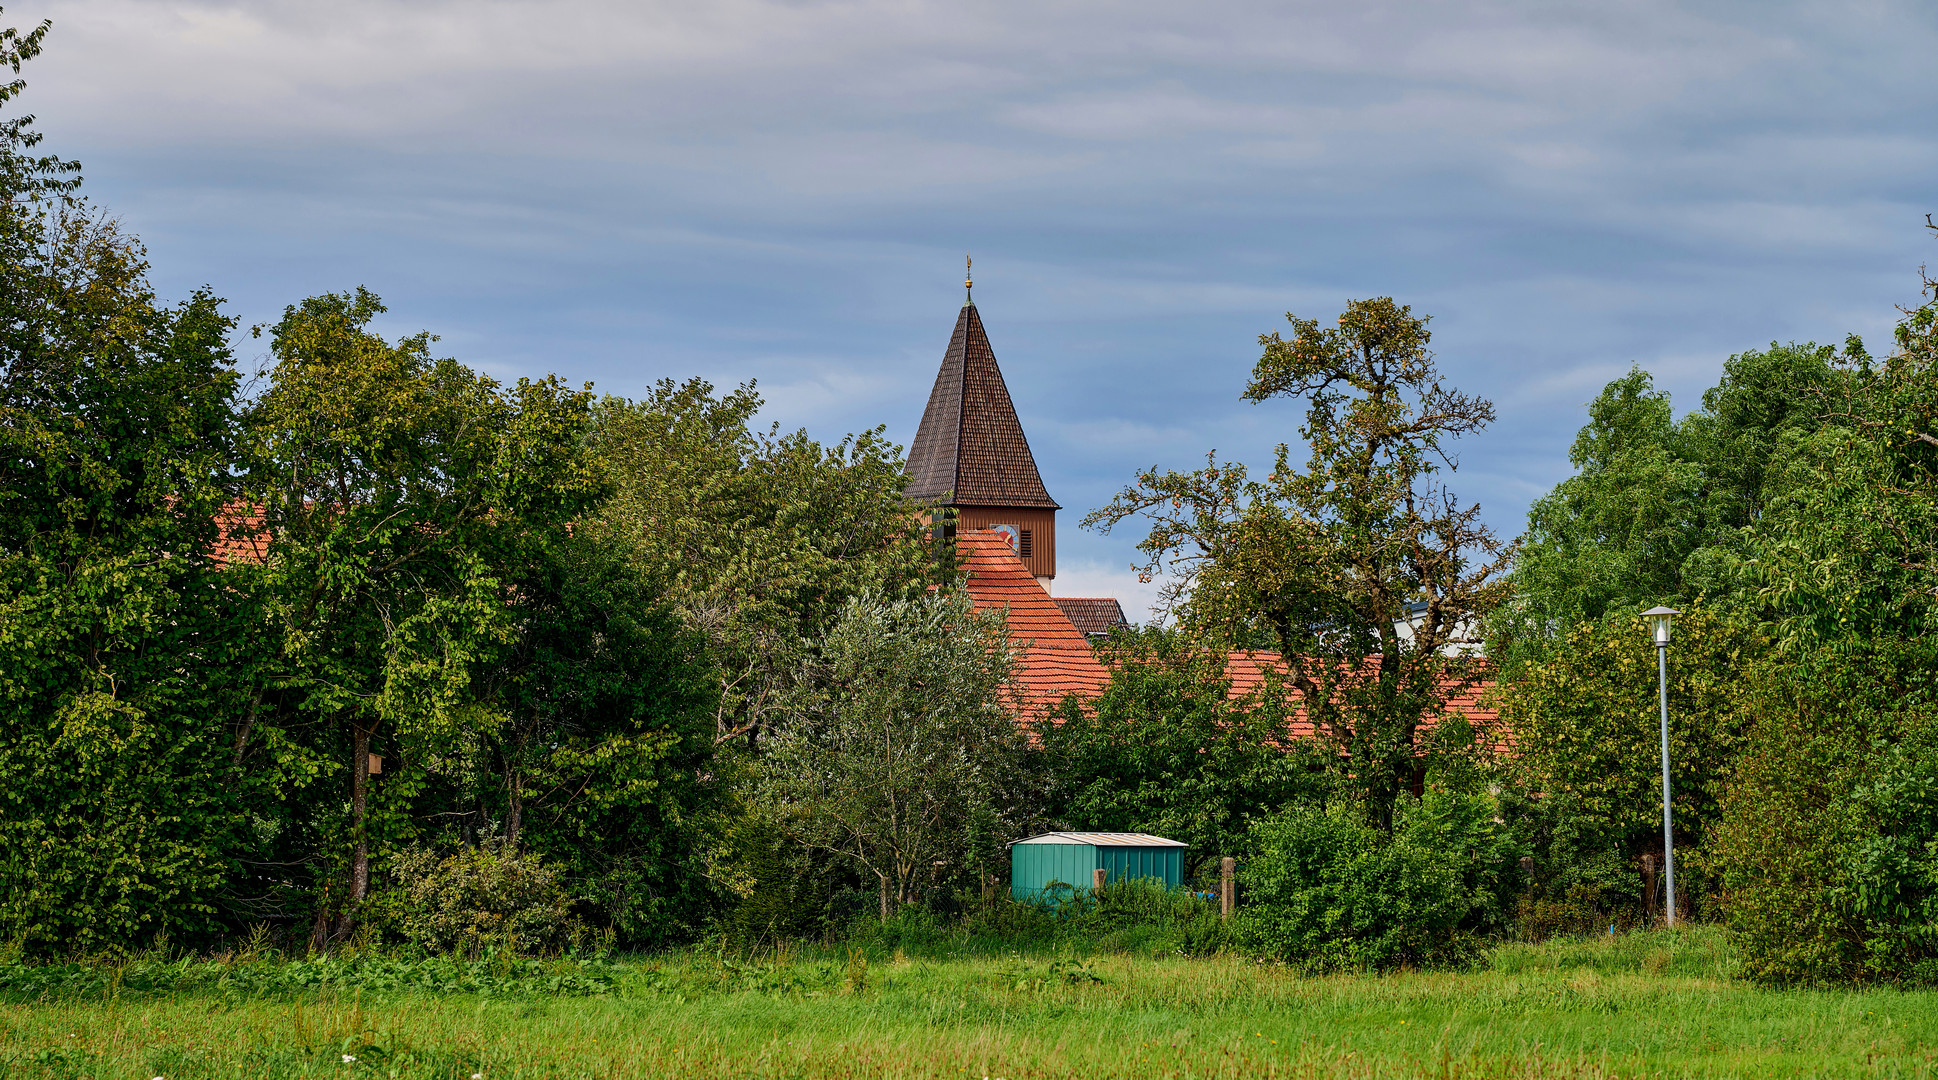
[1019,529,1033,558]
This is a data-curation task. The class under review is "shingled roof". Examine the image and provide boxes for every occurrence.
[906,302,1058,509]
[956,529,1104,718]
[1053,597,1130,638]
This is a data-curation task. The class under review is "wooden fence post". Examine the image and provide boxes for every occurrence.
[1641,854,1658,925]
[1092,868,1108,895]
[1220,857,1235,920]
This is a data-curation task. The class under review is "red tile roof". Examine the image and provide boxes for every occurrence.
[1224,649,1503,750]
[906,302,1058,509]
[1053,597,1129,638]
[210,503,268,565]
[956,529,1106,718]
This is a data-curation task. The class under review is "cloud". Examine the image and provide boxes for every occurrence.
[9,0,1935,595]
[1051,557,1170,626]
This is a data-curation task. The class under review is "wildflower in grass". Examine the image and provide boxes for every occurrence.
[342,1055,356,1064]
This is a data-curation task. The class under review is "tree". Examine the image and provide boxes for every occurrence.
[1495,346,1839,667]
[461,528,723,947]
[1743,322,1938,649]
[1033,627,1323,875]
[1238,787,1517,971]
[1498,370,1701,659]
[0,16,250,956]
[1709,222,1938,984]
[590,379,944,747]
[1497,603,1764,913]
[756,591,1037,915]
[1087,298,1509,828]
[242,288,604,938]
[1709,639,1938,985]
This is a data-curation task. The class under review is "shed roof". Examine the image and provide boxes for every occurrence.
[1010,831,1187,847]
[905,301,1058,509]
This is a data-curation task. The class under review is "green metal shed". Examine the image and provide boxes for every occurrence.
[1008,831,1188,900]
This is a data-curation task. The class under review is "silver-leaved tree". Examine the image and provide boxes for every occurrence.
[756,591,1038,918]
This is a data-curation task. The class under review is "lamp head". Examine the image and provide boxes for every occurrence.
[1642,606,1679,647]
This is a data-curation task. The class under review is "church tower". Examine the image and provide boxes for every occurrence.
[905,263,1059,589]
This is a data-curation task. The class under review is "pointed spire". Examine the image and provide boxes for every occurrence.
[906,297,1058,509]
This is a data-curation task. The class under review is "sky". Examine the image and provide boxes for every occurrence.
[16,0,1937,619]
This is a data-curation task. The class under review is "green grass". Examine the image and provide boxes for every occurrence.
[4,927,1937,1079]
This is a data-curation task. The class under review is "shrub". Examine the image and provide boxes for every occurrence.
[378,842,581,956]
[1709,641,1938,985]
[1237,788,1517,970]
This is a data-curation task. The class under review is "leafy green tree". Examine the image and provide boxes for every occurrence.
[0,18,250,956]
[1500,370,1700,656]
[1032,628,1324,876]
[1087,298,1509,829]
[1710,640,1938,984]
[1743,326,1938,649]
[242,289,605,939]
[461,529,722,947]
[1496,346,1838,666]
[1710,230,1938,983]
[1497,604,1764,913]
[590,379,944,747]
[756,591,1037,915]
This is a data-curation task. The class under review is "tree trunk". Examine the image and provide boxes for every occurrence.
[351,724,371,902]
[507,772,524,845]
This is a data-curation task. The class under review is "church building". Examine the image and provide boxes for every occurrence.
[905,269,1128,717]
[904,272,1062,591]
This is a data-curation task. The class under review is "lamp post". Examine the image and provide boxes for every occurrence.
[1642,606,1679,926]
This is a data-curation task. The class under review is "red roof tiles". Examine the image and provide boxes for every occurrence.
[956,529,1106,718]
[210,503,268,566]
[1224,649,1502,749]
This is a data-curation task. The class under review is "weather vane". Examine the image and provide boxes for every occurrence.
[965,254,973,300]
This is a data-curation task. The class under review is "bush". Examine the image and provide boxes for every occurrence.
[1237,788,1518,970]
[375,842,581,956]
[1709,641,1938,985]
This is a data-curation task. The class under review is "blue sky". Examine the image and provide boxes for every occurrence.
[20,0,1937,618]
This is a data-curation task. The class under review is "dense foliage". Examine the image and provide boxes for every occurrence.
[1497,604,1764,917]
[0,25,947,956]
[1493,345,1839,669]
[756,592,1037,915]
[0,20,250,956]
[1498,222,1938,980]
[12,7,1938,985]
[1033,628,1323,876]
[1704,259,1938,983]
[1237,788,1519,970]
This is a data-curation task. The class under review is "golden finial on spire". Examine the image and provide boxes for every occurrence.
[964,254,974,303]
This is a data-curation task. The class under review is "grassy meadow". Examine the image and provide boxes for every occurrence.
[3,928,1937,1079]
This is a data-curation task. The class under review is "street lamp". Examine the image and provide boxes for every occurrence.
[1642,606,1679,926]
